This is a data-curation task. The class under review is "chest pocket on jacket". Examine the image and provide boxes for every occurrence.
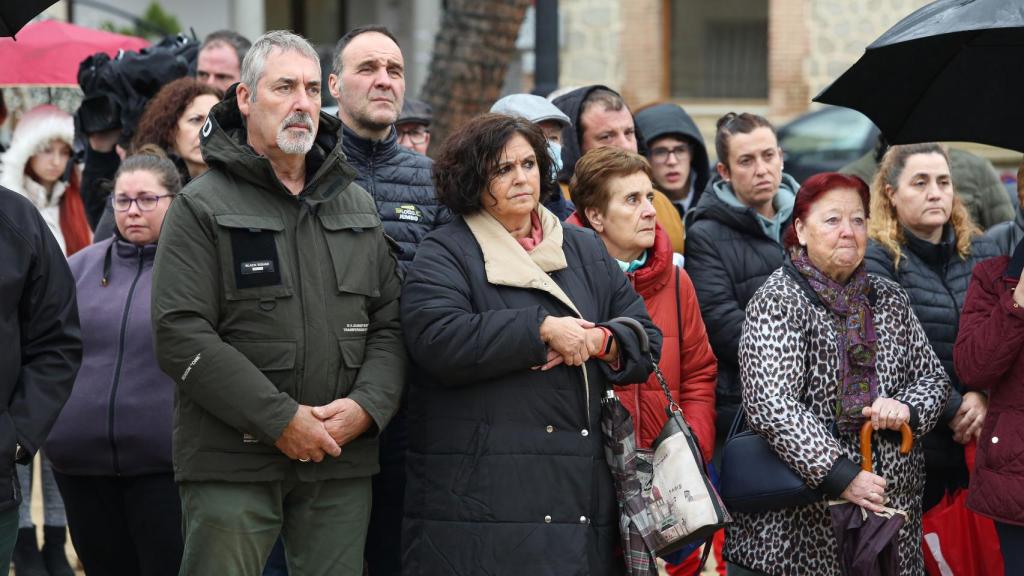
[215,214,294,301]
[318,212,381,298]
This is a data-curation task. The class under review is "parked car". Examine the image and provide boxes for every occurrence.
[777,105,880,183]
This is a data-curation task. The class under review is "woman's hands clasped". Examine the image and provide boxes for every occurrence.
[535,316,619,370]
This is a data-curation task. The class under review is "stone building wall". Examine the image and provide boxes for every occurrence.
[804,0,931,104]
[558,0,624,93]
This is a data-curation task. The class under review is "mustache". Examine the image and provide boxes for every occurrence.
[281,112,314,131]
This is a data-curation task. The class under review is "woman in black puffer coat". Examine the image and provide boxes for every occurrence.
[865,143,1000,511]
[400,114,660,576]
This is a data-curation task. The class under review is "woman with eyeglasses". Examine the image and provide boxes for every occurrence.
[46,147,185,576]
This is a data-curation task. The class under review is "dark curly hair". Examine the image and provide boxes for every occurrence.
[131,78,223,154]
[433,113,553,215]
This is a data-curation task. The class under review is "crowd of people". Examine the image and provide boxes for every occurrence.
[1,20,1022,576]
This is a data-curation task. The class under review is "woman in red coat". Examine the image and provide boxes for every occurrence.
[954,248,1024,574]
[568,146,718,574]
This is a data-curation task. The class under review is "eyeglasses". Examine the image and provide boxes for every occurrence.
[397,127,429,145]
[650,145,690,164]
[111,194,172,212]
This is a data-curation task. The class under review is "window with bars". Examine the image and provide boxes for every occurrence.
[669,0,768,99]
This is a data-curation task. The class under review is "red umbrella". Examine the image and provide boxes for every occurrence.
[0,19,149,86]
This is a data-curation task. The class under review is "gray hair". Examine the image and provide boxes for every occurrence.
[240,31,320,102]
[200,30,252,66]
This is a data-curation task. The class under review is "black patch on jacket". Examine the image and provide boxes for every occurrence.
[231,229,281,289]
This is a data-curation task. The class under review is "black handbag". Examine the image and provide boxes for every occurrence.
[718,408,821,514]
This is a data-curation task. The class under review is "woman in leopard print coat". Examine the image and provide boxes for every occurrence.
[724,173,950,575]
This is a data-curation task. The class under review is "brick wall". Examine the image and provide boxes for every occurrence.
[619,0,666,108]
[768,0,810,119]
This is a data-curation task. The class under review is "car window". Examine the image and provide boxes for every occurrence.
[779,108,876,163]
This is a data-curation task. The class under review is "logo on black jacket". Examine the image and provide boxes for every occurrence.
[395,204,423,223]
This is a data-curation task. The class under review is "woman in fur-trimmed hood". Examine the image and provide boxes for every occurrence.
[0,105,91,256]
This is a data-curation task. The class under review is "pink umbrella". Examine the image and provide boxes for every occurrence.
[0,19,150,86]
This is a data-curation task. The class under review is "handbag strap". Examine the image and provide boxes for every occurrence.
[652,267,683,414]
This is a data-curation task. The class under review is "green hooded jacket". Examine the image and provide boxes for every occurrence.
[152,89,405,483]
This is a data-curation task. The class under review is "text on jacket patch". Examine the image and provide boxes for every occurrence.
[395,204,423,223]
[344,323,369,333]
[241,260,275,275]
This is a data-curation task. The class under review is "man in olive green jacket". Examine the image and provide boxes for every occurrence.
[152,31,404,575]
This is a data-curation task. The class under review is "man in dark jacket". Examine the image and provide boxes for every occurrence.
[328,25,447,271]
[553,86,687,254]
[684,112,798,442]
[326,25,445,576]
[635,103,711,219]
[152,31,405,574]
[0,186,81,573]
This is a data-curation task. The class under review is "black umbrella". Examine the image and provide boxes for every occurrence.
[814,0,1024,152]
[0,1,59,38]
[828,421,914,576]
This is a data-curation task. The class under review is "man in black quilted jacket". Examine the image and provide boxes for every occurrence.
[327,24,449,576]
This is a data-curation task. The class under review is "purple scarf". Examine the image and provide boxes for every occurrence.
[793,250,879,433]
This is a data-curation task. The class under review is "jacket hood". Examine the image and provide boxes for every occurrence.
[0,105,75,194]
[553,85,636,184]
[689,173,799,242]
[565,211,673,298]
[634,103,711,195]
[199,87,356,203]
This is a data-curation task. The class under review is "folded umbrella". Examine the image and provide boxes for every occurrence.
[601,387,658,576]
[828,421,913,576]
[814,0,1024,152]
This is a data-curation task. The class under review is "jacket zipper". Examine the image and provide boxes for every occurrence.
[294,197,311,402]
[108,247,145,475]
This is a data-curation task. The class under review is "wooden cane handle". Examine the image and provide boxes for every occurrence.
[860,421,913,472]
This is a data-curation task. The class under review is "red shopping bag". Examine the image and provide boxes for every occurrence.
[922,444,1003,576]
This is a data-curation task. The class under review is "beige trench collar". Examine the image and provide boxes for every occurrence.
[464,205,580,317]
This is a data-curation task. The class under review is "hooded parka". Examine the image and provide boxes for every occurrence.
[634,103,711,213]
[151,88,405,483]
[682,175,798,433]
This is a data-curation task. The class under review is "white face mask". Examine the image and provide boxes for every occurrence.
[546,139,563,179]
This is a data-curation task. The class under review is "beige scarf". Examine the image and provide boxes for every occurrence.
[464,205,580,315]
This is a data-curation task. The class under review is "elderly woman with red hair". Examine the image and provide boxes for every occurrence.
[725,173,949,575]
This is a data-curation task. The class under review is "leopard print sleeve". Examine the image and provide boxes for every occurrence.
[739,271,845,488]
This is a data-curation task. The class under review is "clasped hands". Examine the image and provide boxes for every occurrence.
[274,399,372,463]
[533,315,618,371]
